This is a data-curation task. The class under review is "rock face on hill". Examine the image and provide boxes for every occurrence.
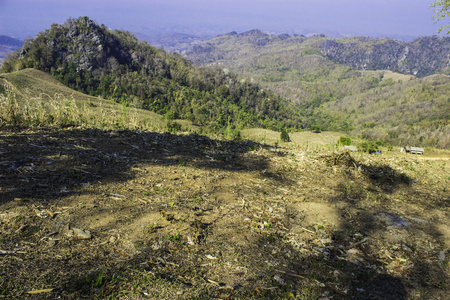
[186,31,450,77]
[317,36,450,77]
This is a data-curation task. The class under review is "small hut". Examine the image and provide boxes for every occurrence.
[404,146,424,154]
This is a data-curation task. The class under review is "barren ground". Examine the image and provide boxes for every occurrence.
[0,127,449,299]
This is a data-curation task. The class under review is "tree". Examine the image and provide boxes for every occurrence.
[357,141,378,154]
[431,0,450,34]
[0,61,13,73]
[280,128,290,142]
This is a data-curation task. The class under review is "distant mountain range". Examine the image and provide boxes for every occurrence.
[135,32,210,54]
[0,35,23,64]
[185,30,450,77]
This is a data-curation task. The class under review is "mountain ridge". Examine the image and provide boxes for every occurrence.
[0,35,23,65]
[186,30,450,77]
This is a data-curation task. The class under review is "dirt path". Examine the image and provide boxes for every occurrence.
[416,156,450,160]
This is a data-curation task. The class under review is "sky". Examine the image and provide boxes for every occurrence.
[0,0,443,40]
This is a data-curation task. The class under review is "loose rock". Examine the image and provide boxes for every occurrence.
[73,228,92,240]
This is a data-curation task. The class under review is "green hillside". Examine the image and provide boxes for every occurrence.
[325,74,450,149]
[0,17,300,133]
[184,31,450,148]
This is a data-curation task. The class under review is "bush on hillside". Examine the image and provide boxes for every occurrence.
[357,141,378,153]
[280,128,290,142]
[338,136,352,146]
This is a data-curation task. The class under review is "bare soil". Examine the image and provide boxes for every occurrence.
[0,127,449,299]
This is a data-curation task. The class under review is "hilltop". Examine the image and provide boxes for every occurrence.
[0,125,449,299]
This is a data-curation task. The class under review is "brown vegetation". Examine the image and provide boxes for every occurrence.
[0,125,449,299]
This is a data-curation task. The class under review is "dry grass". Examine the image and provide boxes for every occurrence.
[0,127,448,299]
[0,68,97,101]
[381,70,414,82]
[0,89,165,131]
[0,69,178,132]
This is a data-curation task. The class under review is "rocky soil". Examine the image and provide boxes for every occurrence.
[0,127,449,299]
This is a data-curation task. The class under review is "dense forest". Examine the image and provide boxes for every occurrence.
[0,17,301,133]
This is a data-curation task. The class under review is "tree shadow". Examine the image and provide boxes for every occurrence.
[316,151,449,299]
[0,128,276,205]
[322,151,412,194]
[1,136,448,299]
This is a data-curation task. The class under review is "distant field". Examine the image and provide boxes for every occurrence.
[420,148,450,159]
[381,70,415,82]
[364,70,415,83]
[242,128,345,148]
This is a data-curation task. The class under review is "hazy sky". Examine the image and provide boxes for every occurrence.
[0,0,443,39]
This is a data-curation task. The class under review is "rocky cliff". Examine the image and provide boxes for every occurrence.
[317,36,450,77]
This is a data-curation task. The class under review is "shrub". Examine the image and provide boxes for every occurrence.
[280,128,290,142]
[338,136,352,146]
[231,129,242,141]
[166,121,182,133]
[357,141,378,153]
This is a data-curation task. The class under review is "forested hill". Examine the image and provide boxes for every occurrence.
[0,17,300,132]
[318,36,450,77]
[185,30,450,77]
[184,30,450,149]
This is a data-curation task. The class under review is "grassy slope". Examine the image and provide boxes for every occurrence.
[0,69,351,151]
[0,68,168,130]
[1,68,100,101]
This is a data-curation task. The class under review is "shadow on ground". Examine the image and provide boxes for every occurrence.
[0,127,270,205]
[0,130,448,299]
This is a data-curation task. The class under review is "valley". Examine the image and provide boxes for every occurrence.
[184,30,450,149]
[0,17,449,299]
